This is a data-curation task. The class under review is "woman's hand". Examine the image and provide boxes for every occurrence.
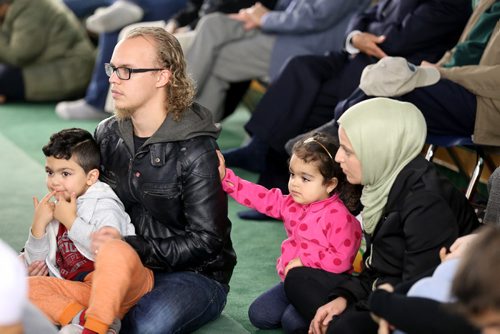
[370,283,395,333]
[309,297,347,334]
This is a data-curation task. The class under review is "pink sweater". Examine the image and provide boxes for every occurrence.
[222,168,362,280]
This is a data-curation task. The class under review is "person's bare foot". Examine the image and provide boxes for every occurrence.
[0,95,6,103]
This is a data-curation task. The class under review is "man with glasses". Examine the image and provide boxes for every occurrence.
[93,26,236,333]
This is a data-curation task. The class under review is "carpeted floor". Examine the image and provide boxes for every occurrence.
[1,102,488,334]
[0,103,286,334]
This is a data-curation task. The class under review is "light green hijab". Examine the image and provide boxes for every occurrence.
[338,98,427,235]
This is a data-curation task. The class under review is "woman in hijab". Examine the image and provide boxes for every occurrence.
[284,97,481,334]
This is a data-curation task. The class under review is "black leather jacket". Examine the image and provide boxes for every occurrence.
[94,104,236,285]
[330,156,479,305]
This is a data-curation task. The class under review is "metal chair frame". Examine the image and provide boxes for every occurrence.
[425,135,497,200]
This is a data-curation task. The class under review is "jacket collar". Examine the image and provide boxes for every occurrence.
[117,102,220,154]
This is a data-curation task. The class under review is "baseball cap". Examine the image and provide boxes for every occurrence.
[359,57,440,97]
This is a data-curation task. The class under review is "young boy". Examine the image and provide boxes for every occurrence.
[23,128,154,334]
[452,225,500,334]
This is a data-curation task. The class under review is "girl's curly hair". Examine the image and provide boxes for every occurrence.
[292,132,362,214]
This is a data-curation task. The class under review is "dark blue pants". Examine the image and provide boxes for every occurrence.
[248,282,308,333]
[0,64,24,101]
[334,79,477,137]
[246,52,373,153]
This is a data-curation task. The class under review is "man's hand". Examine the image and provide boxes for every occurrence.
[309,297,347,334]
[352,32,387,59]
[53,192,77,230]
[32,191,56,238]
[27,260,49,276]
[245,2,269,27]
[229,10,258,30]
[229,2,269,31]
[285,257,303,276]
[91,226,121,255]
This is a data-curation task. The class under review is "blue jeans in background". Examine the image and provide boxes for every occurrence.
[85,0,186,110]
[121,271,228,334]
[63,0,113,18]
[249,282,308,333]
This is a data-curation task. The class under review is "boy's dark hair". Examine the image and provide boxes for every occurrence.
[451,225,500,317]
[292,132,361,213]
[42,128,100,173]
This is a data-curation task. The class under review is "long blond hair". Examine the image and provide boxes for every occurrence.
[124,27,195,120]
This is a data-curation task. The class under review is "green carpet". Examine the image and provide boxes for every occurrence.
[0,103,286,334]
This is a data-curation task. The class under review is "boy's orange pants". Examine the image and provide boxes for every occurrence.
[29,239,154,334]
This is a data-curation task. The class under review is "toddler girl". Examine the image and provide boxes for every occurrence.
[218,132,362,332]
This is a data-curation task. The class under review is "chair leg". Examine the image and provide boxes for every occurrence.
[425,144,436,161]
[465,154,484,200]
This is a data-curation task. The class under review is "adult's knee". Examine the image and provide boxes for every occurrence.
[121,305,177,334]
[196,12,227,32]
[284,267,312,295]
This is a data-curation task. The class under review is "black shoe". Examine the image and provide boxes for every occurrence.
[223,137,268,173]
[237,209,279,221]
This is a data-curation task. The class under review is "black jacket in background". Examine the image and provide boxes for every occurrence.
[94,103,236,286]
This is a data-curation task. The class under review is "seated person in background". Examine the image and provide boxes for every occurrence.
[114,0,278,117]
[24,128,151,334]
[318,0,500,151]
[0,239,58,334]
[221,0,473,216]
[55,0,186,120]
[0,0,95,104]
[185,0,370,121]
[164,0,277,52]
[284,98,481,334]
[217,132,362,332]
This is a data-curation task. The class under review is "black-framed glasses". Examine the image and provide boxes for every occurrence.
[104,63,164,80]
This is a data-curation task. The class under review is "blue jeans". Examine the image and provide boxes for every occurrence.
[121,271,228,334]
[248,282,308,333]
[85,0,186,109]
[63,0,113,18]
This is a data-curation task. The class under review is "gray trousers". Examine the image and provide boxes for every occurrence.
[186,12,276,121]
[485,167,500,225]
